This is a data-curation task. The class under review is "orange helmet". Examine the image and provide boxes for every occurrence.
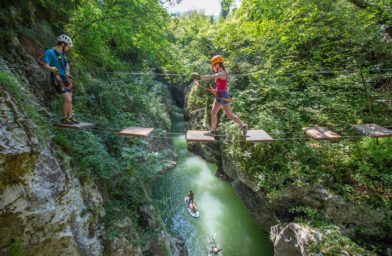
[211,55,224,65]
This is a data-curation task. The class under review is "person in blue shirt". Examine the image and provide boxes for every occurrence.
[42,34,78,124]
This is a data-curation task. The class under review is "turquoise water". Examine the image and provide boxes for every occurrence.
[152,110,274,255]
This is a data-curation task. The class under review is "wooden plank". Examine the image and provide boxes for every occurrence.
[352,124,392,138]
[119,127,154,137]
[302,127,341,140]
[245,130,273,143]
[53,122,95,130]
[186,130,216,142]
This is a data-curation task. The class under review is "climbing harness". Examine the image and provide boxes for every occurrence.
[215,89,233,103]
[50,49,72,89]
[194,80,232,103]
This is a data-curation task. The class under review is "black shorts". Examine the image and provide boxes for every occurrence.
[51,75,72,94]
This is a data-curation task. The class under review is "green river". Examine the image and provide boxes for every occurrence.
[152,109,274,255]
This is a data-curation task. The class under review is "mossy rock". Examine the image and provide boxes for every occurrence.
[0,153,39,188]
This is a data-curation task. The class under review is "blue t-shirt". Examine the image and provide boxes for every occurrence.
[43,49,67,77]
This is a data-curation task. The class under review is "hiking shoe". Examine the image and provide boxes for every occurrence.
[241,124,248,139]
[61,118,74,125]
[204,130,218,137]
[69,117,79,124]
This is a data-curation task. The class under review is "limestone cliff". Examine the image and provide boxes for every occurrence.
[270,223,321,256]
[1,87,103,255]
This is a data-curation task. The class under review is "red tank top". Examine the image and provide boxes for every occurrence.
[215,78,227,91]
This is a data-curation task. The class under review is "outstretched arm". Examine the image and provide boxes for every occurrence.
[200,71,227,80]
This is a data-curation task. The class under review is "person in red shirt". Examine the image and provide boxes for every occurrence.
[187,190,194,204]
[192,55,247,138]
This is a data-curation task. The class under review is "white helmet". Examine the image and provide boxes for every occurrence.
[57,34,73,48]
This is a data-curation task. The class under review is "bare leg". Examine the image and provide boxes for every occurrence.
[222,104,245,127]
[61,94,68,119]
[63,92,72,118]
[68,92,73,118]
[211,100,222,131]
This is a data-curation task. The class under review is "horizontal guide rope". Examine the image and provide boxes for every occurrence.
[70,126,391,143]
[1,64,392,77]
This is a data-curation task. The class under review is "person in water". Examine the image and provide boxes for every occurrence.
[187,190,194,204]
[187,190,196,213]
[209,246,222,254]
[211,247,222,254]
[192,55,247,138]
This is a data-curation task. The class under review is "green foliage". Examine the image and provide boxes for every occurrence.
[66,0,174,71]
[180,0,392,208]
[289,206,320,221]
[220,0,235,18]
[308,226,375,256]
[0,71,51,144]
[121,145,167,176]
[54,129,119,180]
[0,0,75,55]
[9,239,23,256]
[352,138,392,208]
[168,12,217,74]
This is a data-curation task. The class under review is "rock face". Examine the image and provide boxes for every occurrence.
[270,185,389,238]
[270,223,321,256]
[0,89,40,189]
[0,86,104,255]
[169,237,188,256]
[103,217,142,256]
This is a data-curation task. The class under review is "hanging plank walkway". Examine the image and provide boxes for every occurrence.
[186,131,216,142]
[119,127,154,137]
[186,129,274,142]
[53,122,95,130]
[352,124,392,138]
[302,127,341,140]
[53,123,392,141]
[245,130,274,142]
